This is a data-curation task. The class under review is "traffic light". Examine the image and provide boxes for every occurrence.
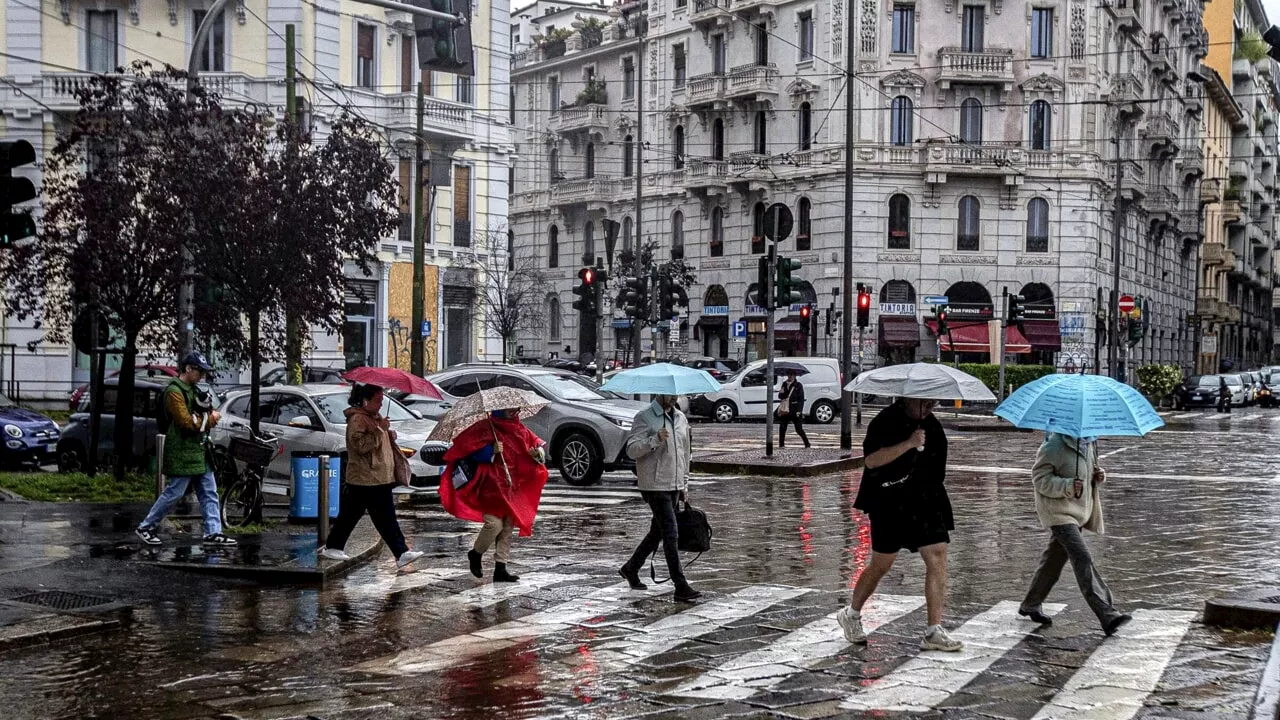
[658,274,688,321]
[2,139,37,247]
[756,256,771,311]
[1006,293,1025,326]
[800,305,811,321]
[775,256,802,307]
[1127,296,1146,346]
[572,266,597,316]
[856,284,871,328]
[414,0,474,76]
[936,305,949,336]
[618,275,648,319]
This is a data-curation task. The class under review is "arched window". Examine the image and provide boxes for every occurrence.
[753,111,767,154]
[797,197,812,251]
[582,221,595,265]
[671,210,684,260]
[710,207,724,257]
[1030,100,1052,150]
[888,194,911,249]
[752,201,766,253]
[623,135,634,177]
[960,98,983,144]
[549,149,559,180]
[674,125,685,169]
[799,102,813,150]
[548,224,559,268]
[1026,197,1050,252]
[891,96,913,146]
[622,216,633,251]
[585,142,595,178]
[957,195,980,251]
[712,118,725,160]
[548,295,561,341]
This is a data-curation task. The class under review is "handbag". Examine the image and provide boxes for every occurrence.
[392,445,412,487]
[649,500,713,583]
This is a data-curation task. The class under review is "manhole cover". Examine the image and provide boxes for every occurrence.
[10,590,114,610]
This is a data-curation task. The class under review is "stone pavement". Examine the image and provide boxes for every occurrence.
[0,408,1276,719]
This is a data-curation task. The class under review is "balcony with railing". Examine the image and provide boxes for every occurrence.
[682,158,731,190]
[1197,296,1233,321]
[1142,112,1180,150]
[1181,146,1204,181]
[1184,81,1204,115]
[1146,187,1179,224]
[1103,0,1141,30]
[549,177,618,206]
[936,47,1016,90]
[733,0,780,13]
[549,103,610,136]
[1203,243,1237,267]
[1119,159,1147,200]
[686,72,727,110]
[690,0,731,27]
[725,64,780,103]
[924,141,1022,177]
[1109,73,1146,118]
[729,151,771,177]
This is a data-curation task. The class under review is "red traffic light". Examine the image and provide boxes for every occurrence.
[938,310,947,322]
[857,292,871,310]
[800,306,811,319]
[578,267,594,284]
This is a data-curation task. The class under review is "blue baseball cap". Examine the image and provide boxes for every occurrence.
[180,352,215,373]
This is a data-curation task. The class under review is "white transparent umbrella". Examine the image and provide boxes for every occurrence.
[844,363,995,402]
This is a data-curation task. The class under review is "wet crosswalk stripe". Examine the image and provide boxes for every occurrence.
[1032,609,1196,720]
[672,593,926,700]
[841,600,1066,712]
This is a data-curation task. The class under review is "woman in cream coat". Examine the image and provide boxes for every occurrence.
[1018,433,1132,636]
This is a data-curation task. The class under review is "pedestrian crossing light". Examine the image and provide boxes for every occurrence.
[856,284,871,328]
[414,0,474,76]
[1,139,37,248]
[775,256,802,307]
[572,267,597,316]
[1006,293,1025,325]
[936,305,949,336]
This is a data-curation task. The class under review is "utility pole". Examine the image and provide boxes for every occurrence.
[630,3,645,367]
[1109,133,1124,381]
[765,243,777,458]
[283,23,303,384]
[410,81,427,375]
[839,0,856,451]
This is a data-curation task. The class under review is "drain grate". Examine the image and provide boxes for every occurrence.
[10,590,114,611]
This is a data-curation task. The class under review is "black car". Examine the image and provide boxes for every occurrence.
[1173,375,1226,410]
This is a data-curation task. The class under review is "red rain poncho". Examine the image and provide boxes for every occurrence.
[439,416,548,536]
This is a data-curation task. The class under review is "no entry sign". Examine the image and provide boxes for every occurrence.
[1118,295,1136,314]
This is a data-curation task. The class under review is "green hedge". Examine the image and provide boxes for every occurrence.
[953,363,1057,395]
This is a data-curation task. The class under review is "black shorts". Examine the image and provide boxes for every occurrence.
[869,514,950,554]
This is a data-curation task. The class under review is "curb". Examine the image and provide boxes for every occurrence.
[1254,623,1280,720]
[1205,589,1280,630]
[691,454,864,477]
[0,615,121,653]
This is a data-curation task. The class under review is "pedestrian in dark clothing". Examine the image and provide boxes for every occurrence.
[1218,377,1232,413]
[778,370,811,448]
[1019,433,1132,636]
[837,397,963,652]
[321,383,425,572]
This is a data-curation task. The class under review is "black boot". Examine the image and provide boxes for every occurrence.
[619,565,646,590]
[494,562,519,583]
[467,549,483,578]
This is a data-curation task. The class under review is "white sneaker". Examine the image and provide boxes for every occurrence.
[836,606,867,644]
[921,626,964,652]
[319,548,351,561]
[396,550,425,570]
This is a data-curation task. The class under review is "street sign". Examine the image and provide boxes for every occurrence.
[731,320,747,338]
[763,203,793,242]
[879,302,915,316]
[922,295,949,305]
[1118,295,1136,314]
[731,336,745,344]
[420,320,432,337]
[1202,335,1218,354]
[669,317,680,343]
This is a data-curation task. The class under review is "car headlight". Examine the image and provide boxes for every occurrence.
[605,415,633,430]
[4,425,23,439]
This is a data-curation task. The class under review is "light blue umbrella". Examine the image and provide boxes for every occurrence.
[994,373,1164,438]
[600,363,721,396]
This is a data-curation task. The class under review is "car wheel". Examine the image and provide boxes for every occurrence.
[811,400,837,425]
[713,400,737,423]
[558,432,603,486]
[57,443,86,473]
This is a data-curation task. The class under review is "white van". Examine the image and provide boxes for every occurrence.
[689,357,842,424]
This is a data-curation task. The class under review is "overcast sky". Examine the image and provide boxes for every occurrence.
[1265,0,1280,27]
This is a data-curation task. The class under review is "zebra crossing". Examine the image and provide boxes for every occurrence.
[341,573,1200,719]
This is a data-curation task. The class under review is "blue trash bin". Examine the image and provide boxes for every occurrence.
[290,452,341,521]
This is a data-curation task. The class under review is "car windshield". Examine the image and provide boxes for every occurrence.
[314,393,417,425]
[533,373,612,402]
[723,364,759,383]
[1226,376,1243,386]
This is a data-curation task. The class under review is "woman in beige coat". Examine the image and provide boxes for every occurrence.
[1018,432,1131,636]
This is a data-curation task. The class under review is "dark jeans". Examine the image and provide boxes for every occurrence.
[325,483,409,558]
[778,412,809,447]
[1021,523,1123,628]
[624,490,687,588]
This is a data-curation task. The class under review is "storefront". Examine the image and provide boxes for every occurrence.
[696,286,730,358]
[878,281,920,364]
[1019,283,1060,366]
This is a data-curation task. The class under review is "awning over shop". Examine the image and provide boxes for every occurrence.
[1020,319,1061,350]
[925,321,1031,354]
[878,316,921,348]
[696,315,728,327]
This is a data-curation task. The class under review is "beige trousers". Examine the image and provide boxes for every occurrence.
[473,514,514,563]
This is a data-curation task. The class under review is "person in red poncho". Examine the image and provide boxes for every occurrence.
[440,409,548,583]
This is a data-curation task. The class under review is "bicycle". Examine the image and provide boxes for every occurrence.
[210,428,279,528]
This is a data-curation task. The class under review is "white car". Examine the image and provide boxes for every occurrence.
[689,357,843,424]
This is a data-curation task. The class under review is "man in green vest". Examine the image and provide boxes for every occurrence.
[135,352,237,547]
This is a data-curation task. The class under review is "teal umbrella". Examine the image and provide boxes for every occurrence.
[994,373,1164,438]
[600,363,721,396]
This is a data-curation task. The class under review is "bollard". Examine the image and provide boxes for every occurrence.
[155,435,166,497]
[317,453,330,547]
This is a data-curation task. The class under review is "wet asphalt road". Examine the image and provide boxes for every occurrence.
[1,407,1278,720]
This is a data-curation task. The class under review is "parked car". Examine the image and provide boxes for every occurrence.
[209,385,442,494]
[57,378,193,472]
[68,364,178,411]
[1174,375,1223,409]
[427,364,648,486]
[683,356,742,381]
[688,357,843,424]
[0,394,61,467]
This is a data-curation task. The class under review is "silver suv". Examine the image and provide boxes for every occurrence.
[426,365,648,486]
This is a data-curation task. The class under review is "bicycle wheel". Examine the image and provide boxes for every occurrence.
[221,474,263,528]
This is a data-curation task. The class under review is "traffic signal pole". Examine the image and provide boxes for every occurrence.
[410,80,426,376]
[998,286,1008,403]
[765,243,777,458]
[839,0,856,452]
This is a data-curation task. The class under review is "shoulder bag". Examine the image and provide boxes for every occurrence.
[649,500,714,583]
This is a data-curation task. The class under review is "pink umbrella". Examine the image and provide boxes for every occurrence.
[342,367,443,400]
